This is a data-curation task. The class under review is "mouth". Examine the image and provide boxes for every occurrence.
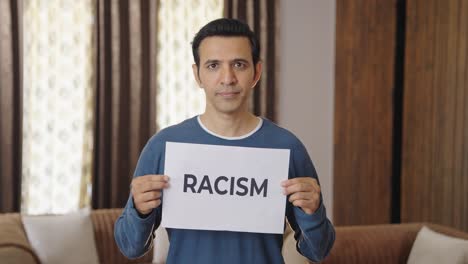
[216,91,241,98]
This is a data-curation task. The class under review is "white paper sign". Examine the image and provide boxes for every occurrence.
[161,142,290,234]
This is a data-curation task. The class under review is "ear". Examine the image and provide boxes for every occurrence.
[192,64,203,88]
[252,61,263,88]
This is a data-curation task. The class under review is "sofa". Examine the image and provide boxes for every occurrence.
[0,209,152,264]
[314,223,468,264]
[1,208,467,264]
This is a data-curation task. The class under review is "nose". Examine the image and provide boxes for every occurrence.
[220,66,237,86]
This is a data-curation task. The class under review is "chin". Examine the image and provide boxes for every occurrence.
[208,98,249,115]
[211,102,241,113]
[212,104,243,114]
[216,108,241,115]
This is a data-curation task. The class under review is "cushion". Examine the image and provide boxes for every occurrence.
[282,229,308,264]
[407,226,468,264]
[22,209,100,264]
[153,226,169,264]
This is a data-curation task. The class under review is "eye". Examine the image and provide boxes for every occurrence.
[207,63,218,70]
[234,62,246,69]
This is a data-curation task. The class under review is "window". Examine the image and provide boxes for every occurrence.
[21,0,95,214]
[156,0,223,130]
[21,0,223,214]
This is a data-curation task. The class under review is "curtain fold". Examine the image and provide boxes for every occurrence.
[92,0,159,209]
[0,0,23,213]
[224,0,278,121]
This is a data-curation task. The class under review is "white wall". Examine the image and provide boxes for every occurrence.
[278,0,336,221]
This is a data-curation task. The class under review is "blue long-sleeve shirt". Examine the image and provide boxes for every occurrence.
[115,116,335,263]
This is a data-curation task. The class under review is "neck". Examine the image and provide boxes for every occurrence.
[199,111,259,138]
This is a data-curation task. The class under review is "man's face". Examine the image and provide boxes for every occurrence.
[192,36,262,116]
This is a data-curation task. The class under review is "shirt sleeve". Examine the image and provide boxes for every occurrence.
[114,135,164,259]
[285,141,335,262]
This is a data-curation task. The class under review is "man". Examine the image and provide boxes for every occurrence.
[115,18,335,263]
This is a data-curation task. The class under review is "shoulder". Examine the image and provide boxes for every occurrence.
[146,117,198,149]
[261,118,305,149]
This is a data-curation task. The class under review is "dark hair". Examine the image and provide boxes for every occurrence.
[192,18,260,68]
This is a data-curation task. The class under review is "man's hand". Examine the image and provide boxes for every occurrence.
[131,175,170,216]
[282,177,321,215]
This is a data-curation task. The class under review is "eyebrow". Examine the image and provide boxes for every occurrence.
[203,58,250,66]
[204,59,220,66]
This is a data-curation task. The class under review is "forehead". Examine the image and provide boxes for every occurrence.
[198,36,252,62]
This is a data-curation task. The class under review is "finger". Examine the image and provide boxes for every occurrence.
[282,178,321,194]
[288,192,313,203]
[281,177,317,187]
[288,192,320,203]
[283,182,315,195]
[137,199,161,212]
[149,175,170,182]
[289,191,320,204]
[310,180,321,193]
[134,191,161,203]
[292,199,314,209]
[281,177,307,186]
[133,181,169,193]
[292,199,320,212]
[132,175,169,184]
[133,175,169,186]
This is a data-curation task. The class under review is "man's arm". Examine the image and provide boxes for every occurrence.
[114,137,169,259]
[114,175,169,259]
[283,177,335,262]
[114,194,161,259]
[282,142,335,262]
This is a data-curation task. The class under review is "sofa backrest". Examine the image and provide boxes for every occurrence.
[4,209,468,264]
[319,223,468,264]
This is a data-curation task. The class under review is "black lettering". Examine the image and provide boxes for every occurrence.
[235,177,249,196]
[214,176,228,195]
[230,177,235,195]
[250,179,268,197]
[197,175,213,194]
[184,174,197,193]
[185,175,268,198]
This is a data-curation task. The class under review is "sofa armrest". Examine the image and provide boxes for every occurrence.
[316,223,468,264]
[318,223,423,264]
[0,213,41,264]
[90,208,153,264]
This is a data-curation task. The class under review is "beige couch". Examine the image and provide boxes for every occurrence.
[1,208,467,264]
[0,209,152,264]
[316,223,468,264]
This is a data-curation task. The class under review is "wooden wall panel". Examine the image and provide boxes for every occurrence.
[402,0,468,232]
[334,0,397,225]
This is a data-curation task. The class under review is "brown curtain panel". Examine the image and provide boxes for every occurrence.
[92,0,159,209]
[224,0,278,121]
[0,0,23,213]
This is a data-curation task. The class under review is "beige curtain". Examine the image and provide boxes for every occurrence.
[21,0,96,215]
[224,0,279,121]
[0,0,23,213]
[92,0,159,209]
